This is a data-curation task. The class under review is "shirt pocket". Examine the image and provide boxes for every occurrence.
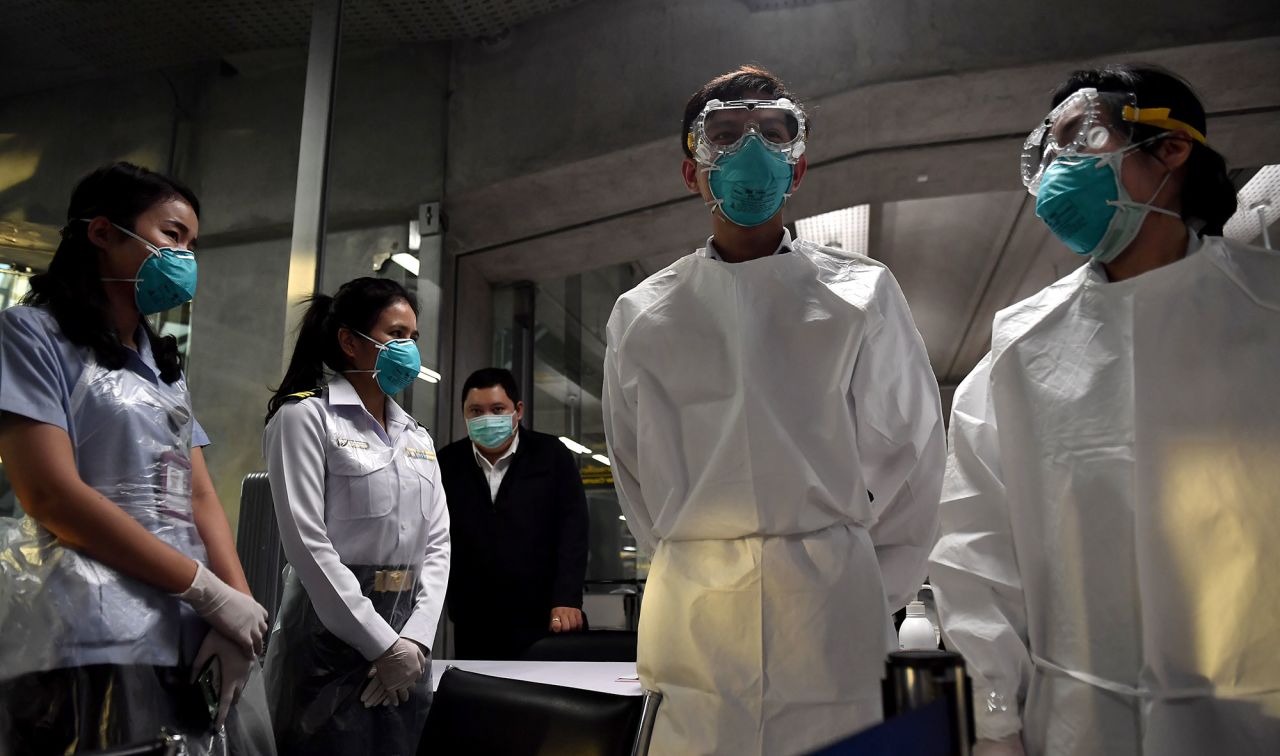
[406,456,440,521]
[327,443,397,519]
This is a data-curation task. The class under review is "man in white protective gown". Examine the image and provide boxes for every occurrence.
[602,65,946,756]
[930,64,1280,756]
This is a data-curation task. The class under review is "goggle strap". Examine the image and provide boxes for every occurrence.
[1121,106,1208,145]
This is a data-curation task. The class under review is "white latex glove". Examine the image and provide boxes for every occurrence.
[367,638,425,701]
[176,562,269,655]
[974,735,1027,756]
[361,668,411,708]
[361,642,431,707]
[191,629,253,728]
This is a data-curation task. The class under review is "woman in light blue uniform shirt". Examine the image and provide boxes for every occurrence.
[0,163,272,754]
[263,277,450,756]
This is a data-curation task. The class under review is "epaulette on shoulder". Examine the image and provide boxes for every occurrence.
[284,387,325,403]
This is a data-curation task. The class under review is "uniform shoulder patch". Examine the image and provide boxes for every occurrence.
[284,387,325,403]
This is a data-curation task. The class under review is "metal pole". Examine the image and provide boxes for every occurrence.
[1254,203,1273,250]
[282,0,343,374]
[512,282,536,427]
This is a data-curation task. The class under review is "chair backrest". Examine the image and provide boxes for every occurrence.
[520,630,638,662]
[419,668,644,756]
[235,472,287,626]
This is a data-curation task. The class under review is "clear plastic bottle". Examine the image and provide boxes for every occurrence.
[898,600,937,650]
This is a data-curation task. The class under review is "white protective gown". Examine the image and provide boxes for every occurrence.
[930,234,1280,755]
[603,234,945,755]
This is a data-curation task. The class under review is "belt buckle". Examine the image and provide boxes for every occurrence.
[376,569,411,592]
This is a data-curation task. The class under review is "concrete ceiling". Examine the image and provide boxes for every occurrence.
[0,0,590,97]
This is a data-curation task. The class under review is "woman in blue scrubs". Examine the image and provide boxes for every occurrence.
[0,162,272,754]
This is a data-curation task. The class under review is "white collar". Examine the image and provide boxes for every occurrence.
[327,373,415,430]
[698,227,793,262]
[473,428,520,468]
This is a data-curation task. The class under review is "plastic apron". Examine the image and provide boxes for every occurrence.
[263,419,433,756]
[625,251,894,756]
[979,238,1280,754]
[0,354,274,755]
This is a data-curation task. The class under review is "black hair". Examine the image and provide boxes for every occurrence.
[460,367,521,408]
[1051,64,1238,235]
[681,65,810,159]
[23,162,200,384]
[267,277,418,421]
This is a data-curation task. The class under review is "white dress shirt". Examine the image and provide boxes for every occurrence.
[263,374,451,660]
[472,429,520,502]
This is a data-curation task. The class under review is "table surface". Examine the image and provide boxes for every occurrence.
[430,660,643,696]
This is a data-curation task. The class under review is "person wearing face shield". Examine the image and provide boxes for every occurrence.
[0,163,273,754]
[262,277,450,755]
[929,65,1280,756]
[435,368,589,660]
[601,66,945,755]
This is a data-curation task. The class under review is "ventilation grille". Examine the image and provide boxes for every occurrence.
[796,204,871,257]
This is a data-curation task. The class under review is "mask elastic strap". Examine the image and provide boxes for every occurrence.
[101,222,162,255]
[341,330,387,380]
[1107,169,1181,219]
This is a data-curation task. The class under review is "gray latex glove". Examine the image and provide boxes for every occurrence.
[191,629,253,727]
[974,735,1027,756]
[176,562,269,655]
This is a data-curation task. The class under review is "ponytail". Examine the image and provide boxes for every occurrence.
[265,277,417,422]
[266,294,336,422]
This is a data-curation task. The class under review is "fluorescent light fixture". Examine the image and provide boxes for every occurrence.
[416,366,442,384]
[592,454,611,466]
[622,546,637,553]
[391,252,420,277]
[408,220,421,252]
[795,204,870,256]
[559,437,592,455]
[1224,165,1280,249]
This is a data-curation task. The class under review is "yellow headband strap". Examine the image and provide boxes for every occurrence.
[1121,105,1208,145]
[687,132,696,154]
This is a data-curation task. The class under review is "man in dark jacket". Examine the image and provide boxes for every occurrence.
[438,368,590,659]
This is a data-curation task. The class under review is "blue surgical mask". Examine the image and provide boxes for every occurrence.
[347,330,422,396]
[99,222,198,315]
[1034,142,1179,263]
[706,135,795,227]
[467,413,516,449]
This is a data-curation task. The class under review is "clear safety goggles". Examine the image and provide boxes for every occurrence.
[687,98,807,164]
[1021,87,1209,195]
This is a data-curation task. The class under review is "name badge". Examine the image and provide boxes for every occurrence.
[336,438,370,450]
[406,448,436,461]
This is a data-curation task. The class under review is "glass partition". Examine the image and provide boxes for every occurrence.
[492,262,650,583]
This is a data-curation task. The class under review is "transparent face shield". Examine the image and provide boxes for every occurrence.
[1021,88,1137,196]
[688,98,807,166]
